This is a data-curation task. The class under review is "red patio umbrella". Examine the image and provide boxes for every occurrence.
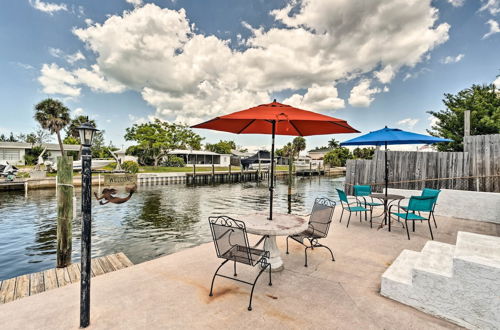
[192,100,359,220]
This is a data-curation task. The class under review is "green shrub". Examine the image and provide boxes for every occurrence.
[163,156,185,167]
[122,160,139,173]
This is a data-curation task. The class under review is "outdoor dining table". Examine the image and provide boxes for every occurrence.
[236,212,309,272]
[369,193,405,232]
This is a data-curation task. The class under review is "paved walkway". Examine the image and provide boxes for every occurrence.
[1,212,498,329]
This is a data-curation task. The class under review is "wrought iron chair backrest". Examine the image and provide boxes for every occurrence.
[407,196,435,213]
[208,216,252,265]
[353,185,372,196]
[308,197,336,237]
[336,188,349,204]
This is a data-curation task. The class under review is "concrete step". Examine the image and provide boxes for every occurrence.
[454,231,500,270]
[380,250,420,301]
[413,241,455,280]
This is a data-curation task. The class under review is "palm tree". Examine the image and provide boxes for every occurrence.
[34,98,71,155]
[328,138,339,149]
[66,115,97,139]
[292,137,306,156]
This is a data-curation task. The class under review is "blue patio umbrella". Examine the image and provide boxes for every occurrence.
[341,126,451,197]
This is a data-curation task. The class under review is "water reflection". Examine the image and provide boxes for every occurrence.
[0,176,344,280]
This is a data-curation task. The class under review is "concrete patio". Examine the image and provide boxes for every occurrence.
[1,212,499,329]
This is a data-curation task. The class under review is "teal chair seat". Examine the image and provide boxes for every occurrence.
[391,212,427,220]
[345,206,368,212]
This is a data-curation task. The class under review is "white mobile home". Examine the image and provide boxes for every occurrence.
[0,142,80,166]
[168,150,231,167]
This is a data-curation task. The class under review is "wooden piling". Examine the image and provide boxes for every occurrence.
[56,156,73,268]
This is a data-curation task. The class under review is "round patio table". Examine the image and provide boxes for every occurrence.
[237,213,308,272]
[369,193,405,232]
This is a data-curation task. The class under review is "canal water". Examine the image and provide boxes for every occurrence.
[0,176,345,280]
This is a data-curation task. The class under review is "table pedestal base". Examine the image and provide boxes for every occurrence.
[263,236,284,272]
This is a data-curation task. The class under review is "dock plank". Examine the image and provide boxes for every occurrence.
[91,259,105,276]
[66,263,80,283]
[1,253,132,305]
[55,267,71,287]
[43,269,58,290]
[97,256,116,273]
[30,272,45,295]
[115,252,134,267]
[107,254,126,270]
[0,278,16,303]
[14,275,30,300]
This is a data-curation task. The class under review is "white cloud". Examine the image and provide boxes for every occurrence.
[441,53,464,64]
[66,51,85,64]
[38,63,125,97]
[283,84,345,111]
[480,0,500,15]
[40,2,449,121]
[38,63,80,97]
[398,118,419,128]
[374,65,396,84]
[483,19,500,39]
[49,48,86,64]
[447,0,465,7]
[125,0,143,6]
[29,0,67,14]
[73,107,85,116]
[348,79,383,107]
[14,62,34,70]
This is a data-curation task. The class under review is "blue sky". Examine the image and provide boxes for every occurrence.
[1,0,499,151]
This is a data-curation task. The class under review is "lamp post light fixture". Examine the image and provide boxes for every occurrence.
[77,121,98,328]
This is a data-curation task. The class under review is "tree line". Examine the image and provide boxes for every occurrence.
[15,82,498,166]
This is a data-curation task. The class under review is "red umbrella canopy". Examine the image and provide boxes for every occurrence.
[191,100,359,136]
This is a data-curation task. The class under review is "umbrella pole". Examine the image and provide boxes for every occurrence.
[269,120,276,220]
[384,142,389,230]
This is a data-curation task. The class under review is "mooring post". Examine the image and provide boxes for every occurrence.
[56,156,73,268]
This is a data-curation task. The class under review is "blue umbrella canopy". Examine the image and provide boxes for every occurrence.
[340,126,452,146]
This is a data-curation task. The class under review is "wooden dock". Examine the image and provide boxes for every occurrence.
[186,170,268,184]
[0,252,133,304]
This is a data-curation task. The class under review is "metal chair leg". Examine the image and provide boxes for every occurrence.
[248,263,270,311]
[347,212,352,228]
[318,244,335,262]
[432,212,437,228]
[340,208,344,223]
[412,220,415,232]
[234,260,237,277]
[268,264,272,286]
[209,259,229,296]
[427,219,434,240]
[304,246,311,267]
[370,208,373,228]
[405,220,410,240]
[286,236,289,254]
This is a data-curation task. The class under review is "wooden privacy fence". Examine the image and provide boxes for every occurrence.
[345,134,500,194]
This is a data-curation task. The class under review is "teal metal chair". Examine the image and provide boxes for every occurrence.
[390,196,436,240]
[398,188,440,228]
[336,189,371,228]
[353,185,383,225]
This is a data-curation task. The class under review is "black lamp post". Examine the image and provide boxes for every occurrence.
[77,121,98,328]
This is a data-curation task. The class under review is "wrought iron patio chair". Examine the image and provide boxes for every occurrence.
[353,185,383,226]
[208,216,271,311]
[286,197,336,267]
[336,188,371,228]
[390,196,436,240]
